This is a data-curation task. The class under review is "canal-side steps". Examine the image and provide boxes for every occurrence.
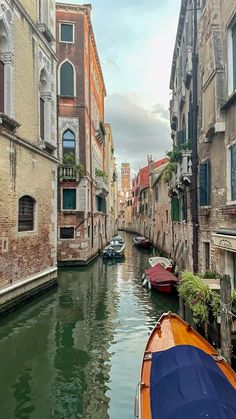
[0,267,57,315]
[135,312,236,419]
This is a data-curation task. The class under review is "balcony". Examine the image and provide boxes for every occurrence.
[95,121,106,144]
[58,165,81,182]
[95,175,109,195]
[168,151,192,194]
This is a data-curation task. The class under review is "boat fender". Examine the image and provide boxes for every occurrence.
[142,278,148,287]
[148,280,152,290]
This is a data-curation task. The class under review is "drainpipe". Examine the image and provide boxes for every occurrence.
[191,0,198,273]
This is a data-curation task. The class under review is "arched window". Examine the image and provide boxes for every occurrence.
[18,196,35,232]
[63,129,75,161]
[60,61,74,96]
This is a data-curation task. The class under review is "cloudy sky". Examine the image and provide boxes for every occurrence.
[59,0,181,173]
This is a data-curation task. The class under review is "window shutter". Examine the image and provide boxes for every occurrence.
[207,160,211,205]
[171,197,179,221]
[177,130,184,146]
[232,23,236,91]
[60,62,74,97]
[63,189,76,210]
[200,161,211,206]
[231,144,236,201]
[0,61,4,113]
[188,104,193,143]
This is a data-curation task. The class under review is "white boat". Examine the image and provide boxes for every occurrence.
[148,256,173,270]
[102,236,125,258]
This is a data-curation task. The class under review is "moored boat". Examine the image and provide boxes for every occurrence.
[135,312,236,419]
[143,263,178,293]
[148,256,173,272]
[102,236,125,258]
[133,236,152,248]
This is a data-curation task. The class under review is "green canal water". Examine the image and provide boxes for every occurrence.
[0,232,178,419]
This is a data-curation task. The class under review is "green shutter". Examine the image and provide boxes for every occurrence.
[60,62,74,96]
[171,197,180,221]
[177,130,185,146]
[63,189,76,209]
[200,161,211,206]
[231,144,236,200]
[188,104,193,144]
[232,23,236,90]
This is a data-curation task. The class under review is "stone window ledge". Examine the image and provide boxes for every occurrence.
[221,90,236,110]
[0,113,20,133]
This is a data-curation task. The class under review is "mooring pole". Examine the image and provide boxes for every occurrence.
[220,274,232,365]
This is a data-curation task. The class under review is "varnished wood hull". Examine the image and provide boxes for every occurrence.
[138,312,236,419]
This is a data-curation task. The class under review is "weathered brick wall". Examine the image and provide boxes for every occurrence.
[0,135,57,286]
[198,0,236,275]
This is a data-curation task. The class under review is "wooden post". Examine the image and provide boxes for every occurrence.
[220,274,232,365]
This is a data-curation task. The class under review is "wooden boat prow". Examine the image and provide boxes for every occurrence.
[138,312,236,419]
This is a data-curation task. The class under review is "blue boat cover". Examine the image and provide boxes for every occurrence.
[150,345,236,419]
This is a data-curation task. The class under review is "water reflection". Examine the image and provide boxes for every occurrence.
[0,232,178,419]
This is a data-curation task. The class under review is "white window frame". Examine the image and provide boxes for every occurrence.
[61,187,77,211]
[59,22,75,44]
[227,15,236,95]
[226,140,236,205]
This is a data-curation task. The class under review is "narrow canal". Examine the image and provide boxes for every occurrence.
[0,232,178,419]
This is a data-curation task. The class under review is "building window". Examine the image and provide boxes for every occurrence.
[60,227,75,239]
[199,160,211,206]
[0,60,4,113]
[60,23,74,43]
[230,144,236,201]
[165,210,168,224]
[60,61,75,97]
[171,197,180,222]
[40,97,45,140]
[63,129,75,160]
[155,187,158,201]
[39,68,49,141]
[233,22,236,91]
[180,193,187,221]
[228,17,236,94]
[62,189,76,210]
[18,196,35,232]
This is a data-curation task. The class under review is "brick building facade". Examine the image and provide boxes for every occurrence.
[56,3,113,264]
[0,0,58,310]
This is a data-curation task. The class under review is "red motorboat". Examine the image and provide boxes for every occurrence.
[133,236,152,248]
[143,263,179,293]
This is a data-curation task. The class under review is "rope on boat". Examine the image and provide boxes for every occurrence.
[142,277,148,287]
[220,302,236,319]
